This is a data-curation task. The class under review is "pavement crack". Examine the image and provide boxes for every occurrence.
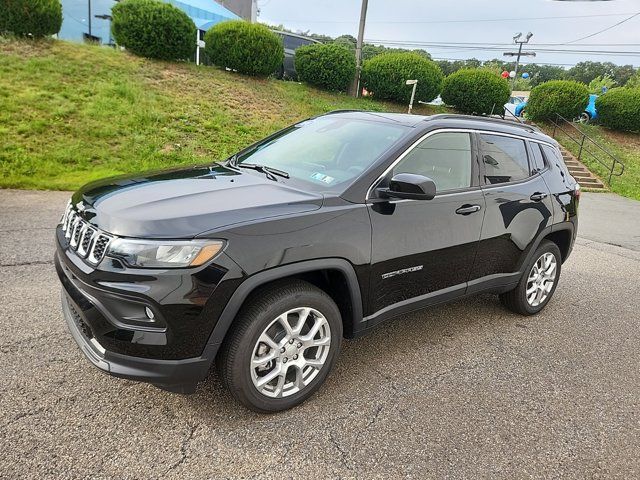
[165,423,198,474]
[0,260,54,267]
[329,429,351,471]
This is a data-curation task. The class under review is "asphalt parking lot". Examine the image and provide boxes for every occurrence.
[1,189,639,479]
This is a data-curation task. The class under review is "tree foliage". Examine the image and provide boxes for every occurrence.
[294,43,355,92]
[204,20,283,76]
[441,69,510,114]
[362,52,443,103]
[0,0,62,37]
[111,0,196,60]
[526,80,589,121]
[596,88,640,132]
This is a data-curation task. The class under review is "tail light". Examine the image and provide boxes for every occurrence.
[574,183,581,201]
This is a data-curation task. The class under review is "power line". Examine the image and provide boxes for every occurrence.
[268,12,638,25]
[565,12,640,44]
[363,39,640,56]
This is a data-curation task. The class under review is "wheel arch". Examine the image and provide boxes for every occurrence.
[202,259,364,362]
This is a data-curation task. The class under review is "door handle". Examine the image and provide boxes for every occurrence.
[530,192,548,201]
[455,204,481,215]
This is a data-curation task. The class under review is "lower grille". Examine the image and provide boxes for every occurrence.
[66,296,94,340]
[61,204,113,265]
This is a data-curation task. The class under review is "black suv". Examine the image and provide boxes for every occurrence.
[56,112,579,412]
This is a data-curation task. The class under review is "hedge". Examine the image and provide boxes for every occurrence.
[204,20,283,77]
[111,0,196,61]
[596,88,640,132]
[0,0,62,37]
[361,52,443,103]
[441,69,510,115]
[526,80,589,121]
[294,43,355,92]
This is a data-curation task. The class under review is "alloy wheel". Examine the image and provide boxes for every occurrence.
[250,307,331,398]
[526,252,557,307]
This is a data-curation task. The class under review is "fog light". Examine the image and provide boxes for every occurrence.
[145,307,155,320]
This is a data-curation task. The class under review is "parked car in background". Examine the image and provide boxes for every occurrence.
[504,96,527,117]
[580,94,599,123]
[56,112,579,412]
[271,31,320,79]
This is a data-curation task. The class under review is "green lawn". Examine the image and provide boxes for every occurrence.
[539,122,640,201]
[0,37,445,190]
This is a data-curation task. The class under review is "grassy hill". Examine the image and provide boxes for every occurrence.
[0,38,442,190]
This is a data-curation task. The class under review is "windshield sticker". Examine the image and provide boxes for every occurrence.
[310,172,335,184]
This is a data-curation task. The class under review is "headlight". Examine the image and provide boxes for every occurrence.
[106,239,224,268]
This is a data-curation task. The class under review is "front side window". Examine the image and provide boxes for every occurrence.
[235,117,409,192]
[392,132,473,192]
[480,134,530,184]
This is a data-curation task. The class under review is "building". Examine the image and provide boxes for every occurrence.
[58,0,240,46]
[216,0,257,22]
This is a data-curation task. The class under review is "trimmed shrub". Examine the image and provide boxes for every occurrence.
[526,80,589,121]
[361,52,443,103]
[596,87,640,132]
[294,43,355,92]
[441,69,510,115]
[0,0,62,37]
[204,20,283,77]
[111,0,196,61]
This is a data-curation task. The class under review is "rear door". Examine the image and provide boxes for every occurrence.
[468,132,554,292]
[367,131,485,316]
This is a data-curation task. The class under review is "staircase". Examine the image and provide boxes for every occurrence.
[558,146,607,191]
[548,114,625,192]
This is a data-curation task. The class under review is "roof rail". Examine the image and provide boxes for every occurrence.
[425,113,538,133]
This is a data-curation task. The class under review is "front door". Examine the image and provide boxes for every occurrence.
[367,131,485,318]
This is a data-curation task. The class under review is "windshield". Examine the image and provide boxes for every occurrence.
[234,116,409,192]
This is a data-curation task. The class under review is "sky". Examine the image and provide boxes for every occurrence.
[257,0,640,67]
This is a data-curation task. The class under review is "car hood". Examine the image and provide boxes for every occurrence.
[72,164,324,238]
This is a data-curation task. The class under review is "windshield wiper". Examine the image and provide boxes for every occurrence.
[236,163,290,181]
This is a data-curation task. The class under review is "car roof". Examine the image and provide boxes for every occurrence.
[270,30,321,43]
[323,110,554,143]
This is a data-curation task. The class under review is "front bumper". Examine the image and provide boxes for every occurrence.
[55,224,244,392]
[61,290,210,393]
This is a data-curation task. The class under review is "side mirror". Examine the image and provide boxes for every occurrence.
[378,173,436,201]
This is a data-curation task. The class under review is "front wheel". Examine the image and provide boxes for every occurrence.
[500,240,562,315]
[217,280,342,412]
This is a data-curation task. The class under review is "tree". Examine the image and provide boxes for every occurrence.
[613,65,636,87]
[567,61,616,85]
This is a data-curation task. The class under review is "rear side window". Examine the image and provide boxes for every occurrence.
[392,132,473,192]
[480,134,530,184]
[530,142,546,174]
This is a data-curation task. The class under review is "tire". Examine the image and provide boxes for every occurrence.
[578,112,591,124]
[217,279,342,412]
[500,240,562,316]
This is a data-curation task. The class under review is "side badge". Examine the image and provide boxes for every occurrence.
[381,265,423,280]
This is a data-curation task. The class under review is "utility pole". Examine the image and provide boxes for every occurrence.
[503,32,535,92]
[350,0,368,97]
[88,0,92,38]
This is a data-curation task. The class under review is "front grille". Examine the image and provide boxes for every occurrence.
[61,203,113,265]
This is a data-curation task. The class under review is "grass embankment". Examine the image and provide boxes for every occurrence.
[0,38,444,190]
[540,122,640,201]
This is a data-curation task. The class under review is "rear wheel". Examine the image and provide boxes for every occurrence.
[500,240,561,315]
[218,280,342,412]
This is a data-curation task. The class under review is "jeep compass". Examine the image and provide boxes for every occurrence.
[56,112,579,412]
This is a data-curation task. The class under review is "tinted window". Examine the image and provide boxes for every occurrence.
[480,134,530,184]
[236,117,408,192]
[393,132,472,192]
[530,142,546,173]
[283,35,313,50]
